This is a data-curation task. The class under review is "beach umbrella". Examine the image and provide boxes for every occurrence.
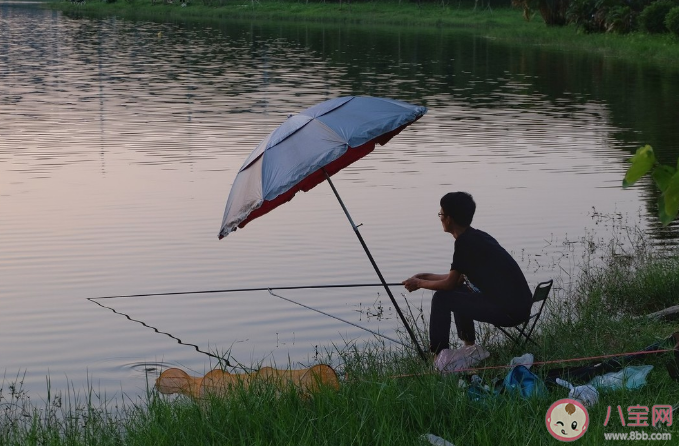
[219,96,427,360]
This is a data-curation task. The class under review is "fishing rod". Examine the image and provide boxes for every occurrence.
[88,282,420,359]
[88,282,405,301]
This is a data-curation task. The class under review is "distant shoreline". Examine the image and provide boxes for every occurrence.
[44,0,679,70]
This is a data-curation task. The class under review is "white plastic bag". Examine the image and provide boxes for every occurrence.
[422,434,456,446]
[510,353,534,369]
[434,345,490,374]
[588,365,654,391]
[556,378,599,407]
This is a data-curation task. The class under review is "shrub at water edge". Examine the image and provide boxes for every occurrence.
[566,0,647,33]
[605,5,638,33]
[639,0,675,32]
[666,6,679,34]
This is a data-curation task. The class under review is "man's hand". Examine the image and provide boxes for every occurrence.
[402,271,461,292]
[402,277,421,292]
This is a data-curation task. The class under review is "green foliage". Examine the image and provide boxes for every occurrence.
[563,0,679,33]
[664,171,679,219]
[567,0,644,32]
[538,0,571,25]
[605,5,637,32]
[666,6,679,34]
[623,144,656,187]
[638,0,675,32]
[566,0,602,31]
[623,145,679,225]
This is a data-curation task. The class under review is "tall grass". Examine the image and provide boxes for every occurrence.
[2,223,679,445]
[0,373,126,446]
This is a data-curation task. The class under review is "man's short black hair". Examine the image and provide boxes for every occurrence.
[440,192,475,227]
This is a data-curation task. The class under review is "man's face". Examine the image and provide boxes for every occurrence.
[439,208,450,233]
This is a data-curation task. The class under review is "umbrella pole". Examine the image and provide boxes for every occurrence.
[323,170,428,362]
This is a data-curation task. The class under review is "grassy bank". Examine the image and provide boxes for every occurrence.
[47,0,679,70]
[2,226,679,445]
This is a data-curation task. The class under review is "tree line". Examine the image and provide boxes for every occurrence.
[512,0,679,34]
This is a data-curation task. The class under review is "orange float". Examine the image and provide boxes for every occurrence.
[155,364,339,399]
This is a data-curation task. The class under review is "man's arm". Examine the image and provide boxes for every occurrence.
[413,273,449,281]
[403,270,462,292]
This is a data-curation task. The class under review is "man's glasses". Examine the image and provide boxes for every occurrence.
[438,212,445,218]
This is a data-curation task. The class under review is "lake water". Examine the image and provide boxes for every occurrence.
[1,1,678,402]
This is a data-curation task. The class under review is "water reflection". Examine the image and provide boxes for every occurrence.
[5,7,678,171]
[1,2,679,399]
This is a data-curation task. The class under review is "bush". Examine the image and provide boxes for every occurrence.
[540,0,572,25]
[666,6,679,35]
[567,0,643,32]
[605,5,638,32]
[638,0,674,33]
[567,0,607,32]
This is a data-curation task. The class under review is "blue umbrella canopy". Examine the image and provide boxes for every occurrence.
[219,96,427,239]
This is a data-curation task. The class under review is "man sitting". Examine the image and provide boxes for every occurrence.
[403,191,532,355]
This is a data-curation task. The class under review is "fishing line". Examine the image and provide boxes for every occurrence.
[88,282,404,301]
[87,283,417,364]
[88,297,253,373]
[267,289,412,350]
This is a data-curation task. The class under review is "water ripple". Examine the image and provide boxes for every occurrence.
[1,2,678,399]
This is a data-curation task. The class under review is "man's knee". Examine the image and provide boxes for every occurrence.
[431,290,446,308]
[432,288,467,308]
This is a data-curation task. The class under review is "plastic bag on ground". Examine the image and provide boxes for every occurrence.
[556,378,599,407]
[502,365,547,398]
[510,353,534,369]
[435,345,490,374]
[588,365,654,391]
[422,433,456,446]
